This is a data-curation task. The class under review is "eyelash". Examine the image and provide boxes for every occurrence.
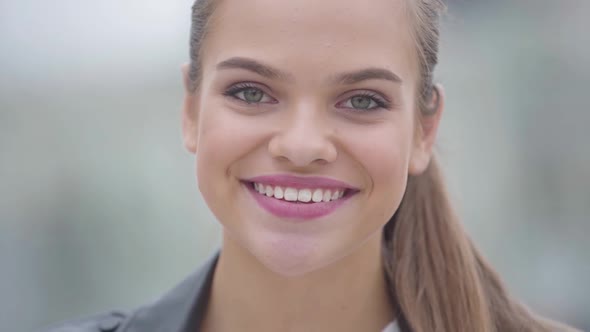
[222,83,276,104]
[340,91,391,110]
[223,83,391,111]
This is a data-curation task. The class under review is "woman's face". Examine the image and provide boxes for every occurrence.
[183,0,441,276]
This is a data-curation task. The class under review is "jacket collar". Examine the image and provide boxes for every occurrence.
[124,253,219,332]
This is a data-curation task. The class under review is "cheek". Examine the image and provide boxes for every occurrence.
[195,102,246,212]
[197,99,254,169]
[194,98,271,221]
[345,118,414,220]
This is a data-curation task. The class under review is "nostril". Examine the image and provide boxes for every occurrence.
[267,132,338,167]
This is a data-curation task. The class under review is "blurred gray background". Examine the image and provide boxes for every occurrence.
[1,0,588,331]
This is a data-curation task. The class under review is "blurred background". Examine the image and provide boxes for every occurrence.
[1,0,588,331]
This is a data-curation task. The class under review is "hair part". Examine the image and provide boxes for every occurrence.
[188,1,577,331]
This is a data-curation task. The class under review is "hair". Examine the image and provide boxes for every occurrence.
[187,1,577,331]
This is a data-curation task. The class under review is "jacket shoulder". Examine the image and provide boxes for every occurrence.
[38,311,129,332]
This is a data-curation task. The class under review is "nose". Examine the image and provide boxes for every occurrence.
[268,103,337,167]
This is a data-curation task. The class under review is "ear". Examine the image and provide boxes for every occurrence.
[409,84,445,175]
[181,63,199,154]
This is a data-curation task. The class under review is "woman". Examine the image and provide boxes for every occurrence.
[43,0,578,331]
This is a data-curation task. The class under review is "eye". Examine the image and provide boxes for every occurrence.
[337,91,391,111]
[223,83,277,104]
[350,96,376,109]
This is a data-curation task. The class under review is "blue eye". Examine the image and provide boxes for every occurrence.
[350,96,377,109]
[338,92,391,111]
[224,83,276,104]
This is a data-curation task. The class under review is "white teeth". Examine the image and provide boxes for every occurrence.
[274,186,284,199]
[322,190,332,202]
[284,187,298,201]
[265,185,274,197]
[331,190,339,200]
[253,183,348,203]
[312,189,323,203]
[297,189,312,202]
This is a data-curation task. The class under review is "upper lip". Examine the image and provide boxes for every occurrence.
[244,174,358,190]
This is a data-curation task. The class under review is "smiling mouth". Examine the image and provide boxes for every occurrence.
[247,182,355,203]
[243,180,358,220]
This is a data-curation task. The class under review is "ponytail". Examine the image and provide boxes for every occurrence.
[383,158,492,331]
[382,158,578,332]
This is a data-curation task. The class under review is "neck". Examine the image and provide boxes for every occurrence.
[202,230,395,332]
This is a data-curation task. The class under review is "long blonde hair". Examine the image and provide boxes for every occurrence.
[188,1,577,331]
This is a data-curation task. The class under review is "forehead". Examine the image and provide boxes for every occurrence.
[202,0,417,84]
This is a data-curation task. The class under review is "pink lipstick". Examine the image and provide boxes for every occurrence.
[243,174,359,220]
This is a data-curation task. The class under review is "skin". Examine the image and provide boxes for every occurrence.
[181,0,444,331]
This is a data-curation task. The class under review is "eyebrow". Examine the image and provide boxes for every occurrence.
[216,57,294,81]
[216,57,402,85]
[332,68,403,85]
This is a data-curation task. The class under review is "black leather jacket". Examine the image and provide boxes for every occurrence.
[40,253,219,332]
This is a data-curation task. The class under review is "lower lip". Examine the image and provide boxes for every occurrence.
[244,183,354,220]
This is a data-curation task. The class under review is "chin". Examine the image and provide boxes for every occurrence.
[245,232,353,278]
[237,234,327,278]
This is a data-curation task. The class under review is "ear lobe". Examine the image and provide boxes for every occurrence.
[181,63,199,154]
[409,84,445,175]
